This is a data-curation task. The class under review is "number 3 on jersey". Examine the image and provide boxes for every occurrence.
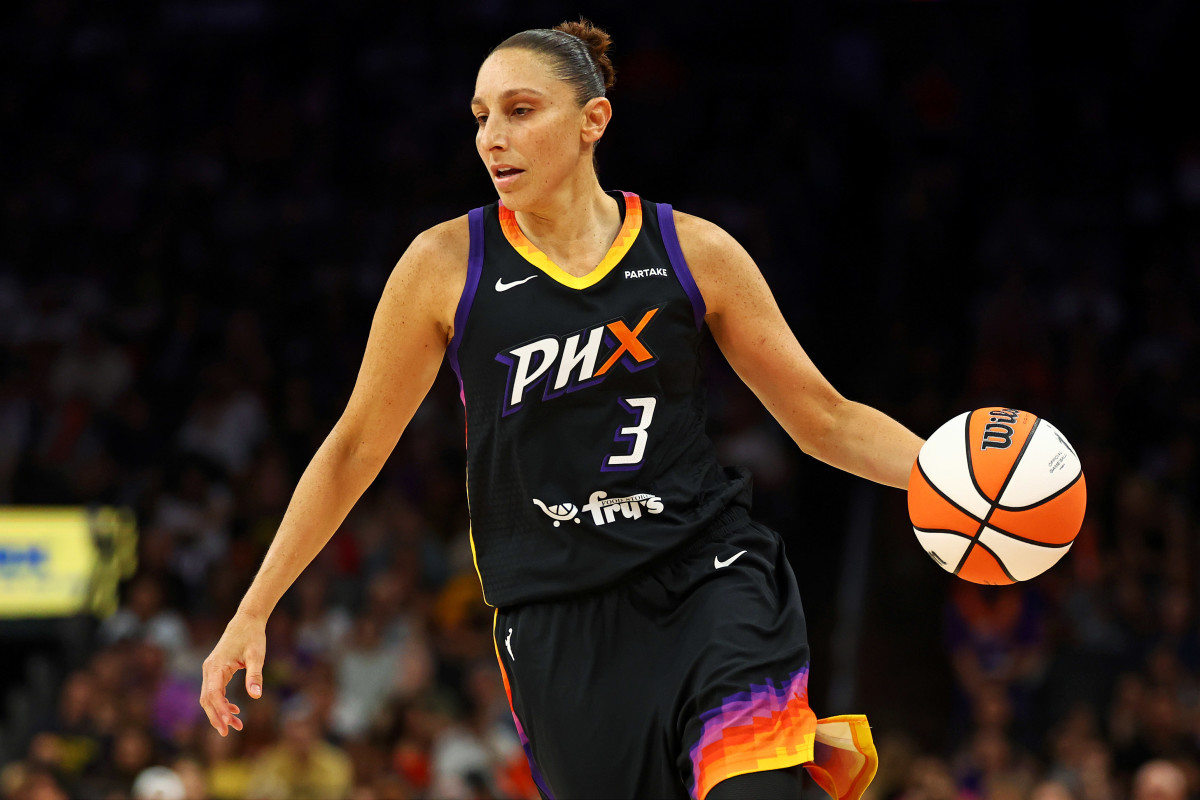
[603,396,657,471]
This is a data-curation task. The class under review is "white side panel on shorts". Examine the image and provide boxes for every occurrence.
[918,411,992,519]
[977,527,1072,582]
[998,419,1082,508]
[913,528,972,574]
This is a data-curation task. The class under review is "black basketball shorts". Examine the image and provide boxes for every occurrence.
[490,508,877,800]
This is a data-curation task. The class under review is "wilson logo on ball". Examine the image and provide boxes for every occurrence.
[980,407,1020,451]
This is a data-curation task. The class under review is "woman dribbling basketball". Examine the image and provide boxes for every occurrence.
[200,20,924,800]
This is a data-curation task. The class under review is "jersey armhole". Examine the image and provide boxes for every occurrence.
[656,203,707,330]
[447,207,486,404]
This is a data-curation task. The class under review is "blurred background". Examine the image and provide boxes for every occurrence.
[1,0,1198,798]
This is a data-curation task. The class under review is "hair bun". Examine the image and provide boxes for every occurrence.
[554,19,615,92]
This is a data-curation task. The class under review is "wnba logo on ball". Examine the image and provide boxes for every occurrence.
[980,408,1021,450]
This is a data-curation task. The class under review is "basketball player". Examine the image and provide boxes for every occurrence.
[200,21,924,800]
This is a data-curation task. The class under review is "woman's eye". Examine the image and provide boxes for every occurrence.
[474,114,488,126]
[513,107,531,116]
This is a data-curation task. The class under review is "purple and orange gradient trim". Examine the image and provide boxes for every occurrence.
[688,666,818,800]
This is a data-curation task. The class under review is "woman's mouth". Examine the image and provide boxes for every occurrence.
[493,166,525,188]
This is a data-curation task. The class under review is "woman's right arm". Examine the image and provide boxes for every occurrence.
[199,217,468,736]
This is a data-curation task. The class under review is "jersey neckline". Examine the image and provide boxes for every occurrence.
[497,191,643,290]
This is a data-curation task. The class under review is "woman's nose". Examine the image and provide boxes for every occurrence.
[479,117,507,151]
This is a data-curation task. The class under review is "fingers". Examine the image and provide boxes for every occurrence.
[200,687,233,735]
[200,660,243,737]
[206,692,242,736]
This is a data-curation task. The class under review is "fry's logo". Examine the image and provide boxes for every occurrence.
[496,307,661,415]
[531,500,579,527]
[581,490,664,525]
[533,491,664,527]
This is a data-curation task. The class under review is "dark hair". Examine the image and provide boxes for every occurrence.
[491,19,616,107]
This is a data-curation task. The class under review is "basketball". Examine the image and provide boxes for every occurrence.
[907,407,1086,584]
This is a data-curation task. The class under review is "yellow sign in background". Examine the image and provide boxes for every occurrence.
[0,507,137,618]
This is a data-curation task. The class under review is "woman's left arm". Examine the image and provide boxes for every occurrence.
[675,211,923,490]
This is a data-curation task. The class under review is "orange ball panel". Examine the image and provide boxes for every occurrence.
[967,408,1038,502]
[908,460,985,534]
[957,544,1015,586]
[988,475,1087,546]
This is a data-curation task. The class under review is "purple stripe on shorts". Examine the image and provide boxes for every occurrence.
[447,207,486,405]
[511,712,556,800]
[657,202,706,330]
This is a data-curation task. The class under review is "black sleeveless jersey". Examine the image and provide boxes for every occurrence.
[447,191,750,607]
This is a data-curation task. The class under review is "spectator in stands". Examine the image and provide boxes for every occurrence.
[245,700,352,800]
[1131,760,1187,800]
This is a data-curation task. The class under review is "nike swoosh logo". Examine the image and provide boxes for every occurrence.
[714,550,747,569]
[495,275,538,292]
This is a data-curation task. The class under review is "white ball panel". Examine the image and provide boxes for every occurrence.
[917,411,992,519]
[998,419,1082,508]
[914,528,972,574]
[977,527,1072,582]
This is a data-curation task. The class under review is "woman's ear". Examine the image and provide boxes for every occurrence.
[581,97,612,144]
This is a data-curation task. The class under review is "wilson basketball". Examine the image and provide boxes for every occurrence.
[907,407,1086,584]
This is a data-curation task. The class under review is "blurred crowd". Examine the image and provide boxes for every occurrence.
[1,1,1198,799]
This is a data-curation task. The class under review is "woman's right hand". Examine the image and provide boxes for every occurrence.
[199,611,267,736]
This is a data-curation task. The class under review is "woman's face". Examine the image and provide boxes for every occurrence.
[472,48,594,208]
